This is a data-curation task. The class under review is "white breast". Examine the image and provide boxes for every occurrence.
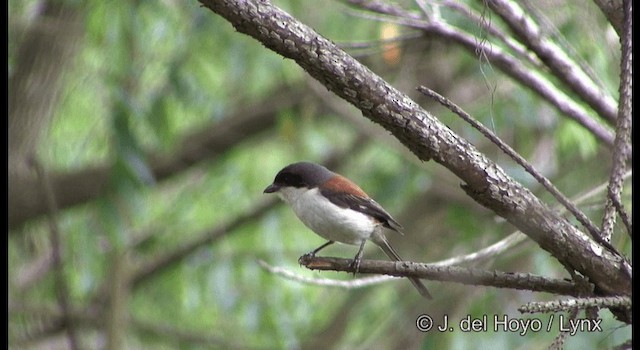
[278,187,377,245]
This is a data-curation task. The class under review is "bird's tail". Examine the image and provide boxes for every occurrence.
[374,235,432,299]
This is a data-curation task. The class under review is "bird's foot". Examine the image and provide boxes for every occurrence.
[349,257,362,276]
[302,251,316,259]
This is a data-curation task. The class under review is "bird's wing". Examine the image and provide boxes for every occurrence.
[320,189,403,233]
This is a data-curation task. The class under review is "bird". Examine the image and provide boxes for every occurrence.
[263,161,432,299]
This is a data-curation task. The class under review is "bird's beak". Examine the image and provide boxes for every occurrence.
[263,183,279,193]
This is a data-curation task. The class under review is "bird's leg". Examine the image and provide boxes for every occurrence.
[304,241,335,258]
[349,240,367,276]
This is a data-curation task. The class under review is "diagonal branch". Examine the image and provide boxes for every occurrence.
[417,86,619,257]
[342,1,617,149]
[198,1,630,313]
[484,0,619,124]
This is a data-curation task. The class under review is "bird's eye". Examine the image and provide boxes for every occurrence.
[279,173,305,188]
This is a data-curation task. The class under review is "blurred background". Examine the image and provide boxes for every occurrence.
[8,0,631,349]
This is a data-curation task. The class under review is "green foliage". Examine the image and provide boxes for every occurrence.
[556,119,599,159]
[9,0,629,349]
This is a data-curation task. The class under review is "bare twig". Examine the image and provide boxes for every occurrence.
[612,198,632,238]
[430,232,527,267]
[417,86,621,258]
[484,0,618,124]
[439,0,542,67]
[548,308,577,350]
[343,0,616,149]
[299,256,586,296]
[519,296,631,314]
[601,0,632,240]
[432,170,631,266]
[257,260,400,288]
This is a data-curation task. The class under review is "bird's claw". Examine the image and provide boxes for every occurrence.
[349,258,361,276]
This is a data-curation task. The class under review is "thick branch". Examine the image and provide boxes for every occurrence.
[299,256,586,297]
[199,0,630,308]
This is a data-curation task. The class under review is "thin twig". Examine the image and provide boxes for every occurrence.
[257,260,400,288]
[299,256,585,296]
[417,85,621,258]
[439,0,542,67]
[430,232,527,267]
[432,170,632,266]
[612,198,632,238]
[484,0,618,124]
[519,296,631,314]
[548,308,577,350]
[342,2,616,149]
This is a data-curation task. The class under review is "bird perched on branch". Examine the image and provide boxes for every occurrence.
[264,161,432,299]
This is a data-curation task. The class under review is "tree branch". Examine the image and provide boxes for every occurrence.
[263,173,629,291]
[342,1,617,149]
[519,296,631,314]
[601,0,632,240]
[298,256,587,297]
[484,0,619,124]
[417,86,620,257]
[257,259,400,289]
[199,1,630,315]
